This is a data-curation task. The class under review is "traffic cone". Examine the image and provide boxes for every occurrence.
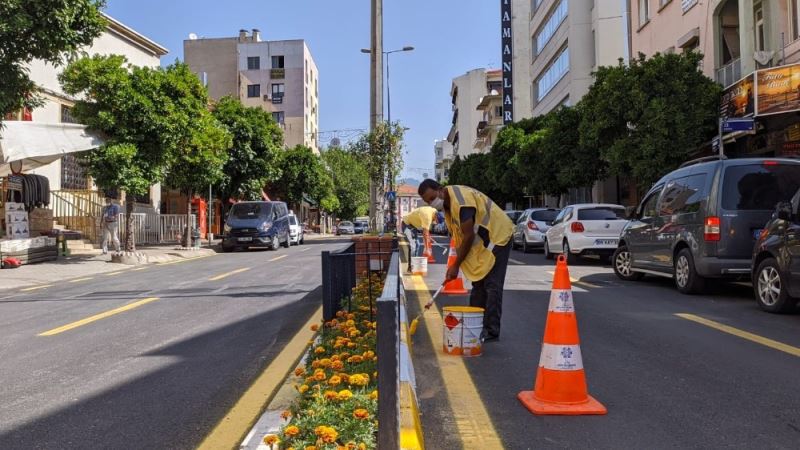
[517,255,607,415]
[442,240,468,295]
[423,236,435,263]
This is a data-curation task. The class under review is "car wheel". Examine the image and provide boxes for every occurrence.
[300,234,304,245]
[613,246,644,281]
[754,258,797,313]
[271,235,279,250]
[563,240,578,265]
[222,243,233,253]
[282,235,290,248]
[674,248,705,294]
[543,239,553,260]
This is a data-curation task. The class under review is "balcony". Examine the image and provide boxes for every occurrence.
[716,58,741,88]
[477,121,489,137]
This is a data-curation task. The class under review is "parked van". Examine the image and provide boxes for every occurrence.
[222,201,290,252]
[613,157,800,294]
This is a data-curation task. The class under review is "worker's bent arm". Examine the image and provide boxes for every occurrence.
[455,218,474,268]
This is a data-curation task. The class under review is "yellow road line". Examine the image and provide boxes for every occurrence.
[131,267,147,271]
[157,254,214,266]
[676,313,800,358]
[268,254,288,262]
[20,285,52,292]
[198,306,321,450]
[408,275,504,449]
[546,271,600,289]
[106,270,126,276]
[299,247,311,252]
[208,267,251,281]
[38,297,160,337]
[69,277,94,283]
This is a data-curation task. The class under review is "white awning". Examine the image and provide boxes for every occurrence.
[0,121,103,175]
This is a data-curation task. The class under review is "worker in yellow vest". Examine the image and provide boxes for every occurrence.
[418,179,514,342]
[401,205,438,273]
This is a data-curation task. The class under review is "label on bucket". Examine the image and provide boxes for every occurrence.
[548,289,574,313]
[443,310,483,357]
[539,344,583,371]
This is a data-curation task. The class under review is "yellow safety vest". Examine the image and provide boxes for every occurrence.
[402,206,437,231]
[444,185,513,281]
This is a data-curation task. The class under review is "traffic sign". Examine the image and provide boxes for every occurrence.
[722,118,755,133]
[386,191,397,202]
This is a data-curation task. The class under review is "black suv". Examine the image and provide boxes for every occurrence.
[613,157,800,294]
[751,190,800,313]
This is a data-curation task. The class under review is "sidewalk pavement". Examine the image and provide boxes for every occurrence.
[0,245,217,292]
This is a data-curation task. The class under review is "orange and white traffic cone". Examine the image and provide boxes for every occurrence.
[423,236,435,263]
[442,239,468,295]
[517,254,607,415]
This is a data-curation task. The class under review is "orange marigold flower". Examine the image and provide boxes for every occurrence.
[328,375,342,386]
[331,360,344,371]
[346,313,355,320]
[314,370,327,381]
[280,410,292,420]
[324,390,338,400]
[320,427,338,443]
[294,367,306,377]
[314,346,326,354]
[347,355,363,364]
[339,373,350,383]
[263,434,279,445]
[340,352,351,359]
[347,342,357,348]
[353,408,370,419]
[336,310,346,318]
[337,389,353,401]
[319,358,332,368]
[284,425,300,437]
[349,330,361,338]
[310,324,319,331]
[306,447,317,450]
[363,350,375,359]
[331,354,341,361]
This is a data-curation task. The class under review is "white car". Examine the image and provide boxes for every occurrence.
[512,208,561,253]
[543,203,628,263]
[288,213,304,245]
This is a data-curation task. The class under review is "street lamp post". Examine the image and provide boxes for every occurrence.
[361,46,414,232]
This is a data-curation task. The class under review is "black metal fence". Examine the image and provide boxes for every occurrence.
[320,243,356,322]
[377,251,401,449]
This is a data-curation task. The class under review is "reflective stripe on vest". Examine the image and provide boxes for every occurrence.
[451,186,496,252]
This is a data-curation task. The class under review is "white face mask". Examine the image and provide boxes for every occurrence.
[429,196,445,211]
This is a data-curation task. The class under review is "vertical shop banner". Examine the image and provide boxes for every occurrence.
[501,0,513,124]
[720,74,755,119]
[756,64,800,116]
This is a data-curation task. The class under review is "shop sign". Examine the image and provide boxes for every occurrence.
[756,64,800,116]
[500,0,513,124]
[720,74,755,119]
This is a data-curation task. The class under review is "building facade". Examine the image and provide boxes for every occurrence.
[185,29,320,153]
[434,139,454,182]
[447,68,503,157]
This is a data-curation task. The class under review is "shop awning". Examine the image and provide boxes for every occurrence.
[0,121,103,175]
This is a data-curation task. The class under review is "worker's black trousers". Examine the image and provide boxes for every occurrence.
[469,242,511,338]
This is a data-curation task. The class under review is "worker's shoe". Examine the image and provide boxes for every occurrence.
[480,330,499,343]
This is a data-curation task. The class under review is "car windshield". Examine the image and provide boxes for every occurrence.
[530,210,559,222]
[722,163,800,211]
[340,221,353,227]
[230,203,270,219]
[578,207,626,220]
[289,216,298,225]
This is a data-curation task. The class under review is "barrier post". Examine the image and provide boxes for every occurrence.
[377,253,400,449]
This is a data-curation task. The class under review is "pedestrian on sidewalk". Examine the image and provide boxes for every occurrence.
[401,205,438,273]
[418,179,513,342]
[100,196,121,254]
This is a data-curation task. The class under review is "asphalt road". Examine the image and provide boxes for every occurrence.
[413,237,800,449]
[0,238,349,449]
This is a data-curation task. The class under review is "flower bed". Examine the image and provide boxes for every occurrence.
[264,274,383,450]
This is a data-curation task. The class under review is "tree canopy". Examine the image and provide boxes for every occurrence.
[272,145,336,212]
[322,147,369,220]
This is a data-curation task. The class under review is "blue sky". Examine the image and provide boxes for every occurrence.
[104,0,500,181]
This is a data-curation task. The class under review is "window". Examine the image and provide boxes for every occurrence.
[659,0,670,8]
[532,0,543,12]
[578,207,626,220]
[272,111,285,124]
[793,0,800,40]
[722,164,800,211]
[638,188,662,220]
[60,105,78,124]
[271,55,285,69]
[272,83,284,98]
[755,5,765,52]
[639,0,650,27]
[537,47,569,100]
[495,106,503,118]
[530,209,559,223]
[246,84,260,98]
[247,56,260,70]
[535,0,568,54]
[659,174,707,215]
[591,29,596,67]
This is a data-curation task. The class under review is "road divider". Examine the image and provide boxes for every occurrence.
[676,313,800,358]
[208,267,251,281]
[38,297,160,336]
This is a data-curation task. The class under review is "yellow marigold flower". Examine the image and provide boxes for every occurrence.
[306,447,317,450]
[347,342,357,348]
[324,390,338,400]
[353,408,370,419]
[319,358,332,368]
[298,384,309,394]
[331,354,341,361]
[331,360,344,371]
[263,434,279,445]
[284,425,300,437]
[328,375,342,386]
[294,367,306,377]
[337,389,353,401]
[358,443,367,450]
[363,350,375,359]
[321,427,338,444]
[340,352,351,359]
[310,324,319,331]
[373,371,378,379]
[314,346,325,355]
[349,330,361,338]
[314,370,326,381]
[345,319,355,327]
[347,355,363,364]
[369,390,378,400]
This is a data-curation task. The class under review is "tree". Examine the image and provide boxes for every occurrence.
[272,146,335,215]
[322,147,369,220]
[580,51,721,191]
[0,0,106,123]
[447,153,500,202]
[212,96,284,203]
[350,122,405,228]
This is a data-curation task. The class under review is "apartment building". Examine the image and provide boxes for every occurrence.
[185,29,320,153]
[447,68,504,157]
[434,139,454,182]
[631,0,800,158]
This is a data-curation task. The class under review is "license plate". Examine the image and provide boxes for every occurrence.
[753,229,763,239]
[595,239,617,246]
[237,237,253,242]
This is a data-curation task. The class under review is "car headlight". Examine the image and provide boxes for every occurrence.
[223,224,231,233]
[259,221,272,232]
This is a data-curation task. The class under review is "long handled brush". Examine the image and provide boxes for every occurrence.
[409,285,443,336]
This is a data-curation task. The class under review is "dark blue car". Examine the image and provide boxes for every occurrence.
[222,201,290,252]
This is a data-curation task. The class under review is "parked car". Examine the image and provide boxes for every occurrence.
[544,204,628,263]
[751,189,800,313]
[613,156,800,294]
[512,208,560,253]
[337,221,355,235]
[505,210,523,224]
[222,201,290,252]
[353,221,369,234]
[288,212,304,245]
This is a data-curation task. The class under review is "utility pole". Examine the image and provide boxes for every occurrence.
[369,0,384,233]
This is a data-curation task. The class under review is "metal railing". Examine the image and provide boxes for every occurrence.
[116,213,195,245]
[716,58,742,88]
[377,252,402,449]
[50,190,105,243]
[321,243,357,321]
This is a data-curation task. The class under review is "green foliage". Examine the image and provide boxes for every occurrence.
[212,96,284,201]
[0,0,106,121]
[447,153,500,201]
[580,51,721,190]
[350,121,405,186]
[273,146,336,211]
[322,147,369,220]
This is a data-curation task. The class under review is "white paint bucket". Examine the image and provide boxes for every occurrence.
[442,306,484,357]
[411,256,428,275]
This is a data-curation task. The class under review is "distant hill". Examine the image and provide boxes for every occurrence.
[397,177,420,187]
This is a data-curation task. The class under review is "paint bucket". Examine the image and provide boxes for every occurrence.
[411,256,428,275]
[442,306,484,357]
